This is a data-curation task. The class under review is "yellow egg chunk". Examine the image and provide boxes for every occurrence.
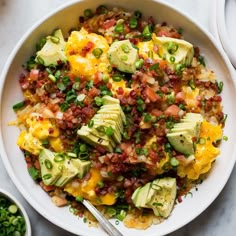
[182,86,200,111]
[64,168,116,205]
[65,28,109,80]
[137,39,160,60]
[177,120,223,179]
[49,137,64,152]
[17,130,42,155]
[26,116,60,140]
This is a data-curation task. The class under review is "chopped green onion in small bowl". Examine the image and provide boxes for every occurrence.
[0,188,31,236]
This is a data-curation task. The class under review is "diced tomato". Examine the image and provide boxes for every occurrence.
[103,19,116,29]
[29,69,39,80]
[39,181,56,192]
[157,30,181,39]
[80,41,94,57]
[145,86,160,102]
[164,105,180,118]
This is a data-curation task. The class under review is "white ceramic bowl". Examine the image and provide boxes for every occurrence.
[0,0,236,235]
[0,188,31,236]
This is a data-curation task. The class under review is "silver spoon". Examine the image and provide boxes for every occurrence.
[82,199,124,236]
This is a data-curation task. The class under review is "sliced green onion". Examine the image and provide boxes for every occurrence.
[169,56,175,63]
[79,144,88,153]
[114,147,122,153]
[129,17,138,28]
[84,8,93,18]
[142,25,152,41]
[135,59,144,69]
[121,55,128,61]
[50,36,60,44]
[57,82,66,91]
[96,125,106,134]
[54,153,65,162]
[198,55,206,66]
[88,120,94,128]
[121,44,130,54]
[170,157,179,166]
[28,166,39,180]
[106,126,114,137]
[134,10,142,19]
[167,42,179,54]
[102,73,110,83]
[92,48,103,59]
[12,101,25,111]
[44,159,53,169]
[112,74,123,82]
[216,81,224,94]
[75,195,84,202]
[143,113,152,122]
[97,181,104,188]
[73,81,80,90]
[36,56,44,65]
[95,96,103,106]
[115,24,124,33]
[96,5,108,14]
[67,152,77,158]
[188,80,196,90]
[48,74,56,82]
[198,137,206,144]
[106,207,117,217]
[78,152,89,160]
[42,174,52,180]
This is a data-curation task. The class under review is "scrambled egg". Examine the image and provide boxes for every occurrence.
[17,115,62,154]
[137,39,160,60]
[65,28,109,80]
[177,120,223,179]
[182,86,200,111]
[64,168,116,205]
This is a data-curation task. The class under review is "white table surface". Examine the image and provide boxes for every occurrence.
[1,0,236,235]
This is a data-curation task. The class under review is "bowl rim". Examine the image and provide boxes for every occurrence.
[0,188,32,236]
[0,0,236,235]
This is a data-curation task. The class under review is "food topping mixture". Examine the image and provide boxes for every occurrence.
[11,5,226,229]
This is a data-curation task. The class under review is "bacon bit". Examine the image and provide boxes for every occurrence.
[51,196,68,207]
[157,30,181,39]
[48,128,54,134]
[103,19,116,29]
[177,195,183,203]
[106,82,112,89]
[116,87,124,95]
[145,86,160,102]
[34,160,40,170]
[39,181,56,192]
[29,69,39,81]
[164,105,180,119]
[80,41,94,57]
[150,109,163,117]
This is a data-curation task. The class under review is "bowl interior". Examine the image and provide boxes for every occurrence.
[1,0,236,235]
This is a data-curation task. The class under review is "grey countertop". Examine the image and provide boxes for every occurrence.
[0,0,236,235]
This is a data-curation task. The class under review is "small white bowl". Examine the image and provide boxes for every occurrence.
[0,188,31,236]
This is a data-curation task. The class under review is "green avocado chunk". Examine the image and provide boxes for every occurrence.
[131,178,177,218]
[35,29,67,66]
[167,113,203,155]
[39,148,90,186]
[77,96,126,151]
[107,39,139,73]
[153,36,194,67]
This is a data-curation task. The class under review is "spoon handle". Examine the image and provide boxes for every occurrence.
[82,199,124,236]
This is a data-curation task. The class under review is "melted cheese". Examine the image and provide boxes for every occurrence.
[137,40,160,60]
[182,86,200,111]
[177,120,223,179]
[64,168,116,205]
[65,28,109,80]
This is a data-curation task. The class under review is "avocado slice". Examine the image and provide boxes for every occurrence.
[107,39,139,73]
[80,125,116,148]
[39,148,91,186]
[39,149,62,186]
[70,159,91,179]
[131,183,152,208]
[35,29,67,66]
[55,159,79,187]
[167,131,194,155]
[92,119,122,144]
[131,178,177,218]
[93,113,123,134]
[170,123,199,137]
[77,128,113,152]
[102,95,120,105]
[153,36,194,67]
[99,104,126,124]
[147,178,177,218]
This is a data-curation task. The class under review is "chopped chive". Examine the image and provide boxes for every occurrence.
[129,17,138,28]
[88,120,94,128]
[106,126,114,137]
[12,101,25,111]
[44,159,53,169]
[92,48,103,59]
[84,8,93,18]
